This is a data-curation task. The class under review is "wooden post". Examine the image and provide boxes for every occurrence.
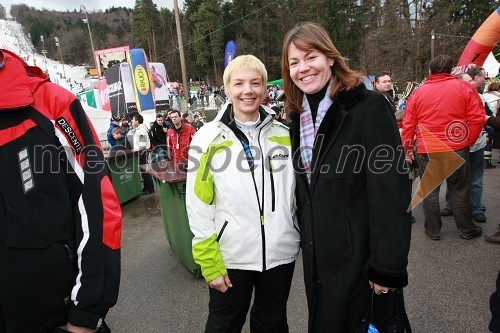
[431,29,435,60]
[174,0,189,104]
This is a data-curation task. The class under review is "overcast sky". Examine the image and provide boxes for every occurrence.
[3,0,184,14]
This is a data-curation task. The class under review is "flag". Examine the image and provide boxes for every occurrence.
[224,41,236,69]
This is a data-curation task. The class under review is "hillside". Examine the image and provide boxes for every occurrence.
[0,18,112,138]
[0,18,95,93]
[10,4,133,66]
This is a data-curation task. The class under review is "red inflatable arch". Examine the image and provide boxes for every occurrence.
[457,6,500,66]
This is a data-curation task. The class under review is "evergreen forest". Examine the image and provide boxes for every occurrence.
[2,0,499,87]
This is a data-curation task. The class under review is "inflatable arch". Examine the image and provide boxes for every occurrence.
[457,6,500,67]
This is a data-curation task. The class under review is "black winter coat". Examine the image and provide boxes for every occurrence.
[290,84,412,333]
[150,121,167,146]
[487,109,500,149]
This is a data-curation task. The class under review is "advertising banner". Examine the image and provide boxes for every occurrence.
[224,40,236,69]
[127,48,155,112]
[119,63,139,114]
[96,79,111,111]
[150,62,170,111]
[104,64,127,116]
[95,46,130,78]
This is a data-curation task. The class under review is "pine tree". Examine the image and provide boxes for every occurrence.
[188,0,224,84]
[132,0,161,61]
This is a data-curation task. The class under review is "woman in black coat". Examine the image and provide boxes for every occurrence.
[281,22,412,333]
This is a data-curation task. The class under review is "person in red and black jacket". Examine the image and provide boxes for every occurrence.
[0,49,122,332]
[166,110,196,164]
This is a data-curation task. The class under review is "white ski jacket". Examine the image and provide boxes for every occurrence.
[186,104,300,282]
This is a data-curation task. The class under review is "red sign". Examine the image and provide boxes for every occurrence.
[96,79,111,111]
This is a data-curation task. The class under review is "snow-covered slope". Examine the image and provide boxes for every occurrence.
[0,18,97,93]
[0,19,110,139]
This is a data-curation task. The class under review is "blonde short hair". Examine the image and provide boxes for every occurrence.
[223,55,268,98]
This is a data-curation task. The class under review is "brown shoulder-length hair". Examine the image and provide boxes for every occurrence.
[281,22,363,113]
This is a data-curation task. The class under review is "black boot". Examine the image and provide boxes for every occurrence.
[485,159,496,169]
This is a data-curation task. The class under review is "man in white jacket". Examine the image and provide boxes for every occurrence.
[131,113,154,195]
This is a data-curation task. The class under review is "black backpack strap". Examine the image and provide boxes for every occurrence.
[27,108,57,143]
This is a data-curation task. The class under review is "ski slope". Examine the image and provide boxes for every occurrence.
[0,18,111,139]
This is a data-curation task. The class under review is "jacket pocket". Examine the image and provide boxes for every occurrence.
[60,240,76,260]
[216,220,228,242]
[0,191,9,215]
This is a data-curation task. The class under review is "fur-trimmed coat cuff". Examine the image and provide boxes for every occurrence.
[365,266,408,288]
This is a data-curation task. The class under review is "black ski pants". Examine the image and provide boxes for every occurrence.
[205,261,295,333]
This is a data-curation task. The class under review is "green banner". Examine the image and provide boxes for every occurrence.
[78,90,98,108]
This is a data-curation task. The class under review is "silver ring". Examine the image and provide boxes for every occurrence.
[382,290,388,294]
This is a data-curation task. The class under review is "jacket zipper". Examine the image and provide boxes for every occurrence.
[216,221,228,242]
[268,156,275,212]
[232,115,272,271]
[257,124,267,271]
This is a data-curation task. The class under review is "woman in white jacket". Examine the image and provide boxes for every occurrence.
[186,55,300,333]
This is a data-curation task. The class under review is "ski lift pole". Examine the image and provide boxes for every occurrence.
[54,37,66,78]
[40,35,47,72]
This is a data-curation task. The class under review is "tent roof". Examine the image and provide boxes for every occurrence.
[267,78,282,86]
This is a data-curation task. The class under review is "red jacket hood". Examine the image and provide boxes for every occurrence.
[0,49,49,110]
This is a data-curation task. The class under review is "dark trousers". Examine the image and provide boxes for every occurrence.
[445,148,486,214]
[150,145,169,163]
[139,151,154,191]
[417,149,478,237]
[205,262,295,333]
[0,242,76,333]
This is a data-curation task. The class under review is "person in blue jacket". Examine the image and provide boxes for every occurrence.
[107,116,121,147]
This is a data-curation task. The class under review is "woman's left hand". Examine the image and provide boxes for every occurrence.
[369,281,394,295]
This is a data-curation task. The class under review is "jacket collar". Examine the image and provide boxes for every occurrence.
[211,103,275,147]
[217,103,275,126]
[0,49,49,110]
[426,73,455,82]
[289,83,368,119]
[136,123,149,132]
[333,83,368,110]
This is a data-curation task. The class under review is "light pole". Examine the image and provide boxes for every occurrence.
[40,35,47,71]
[431,29,435,61]
[173,0,188,101]
[28,33,36,66]
[54,37,66,78]
[80,5,98,70]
